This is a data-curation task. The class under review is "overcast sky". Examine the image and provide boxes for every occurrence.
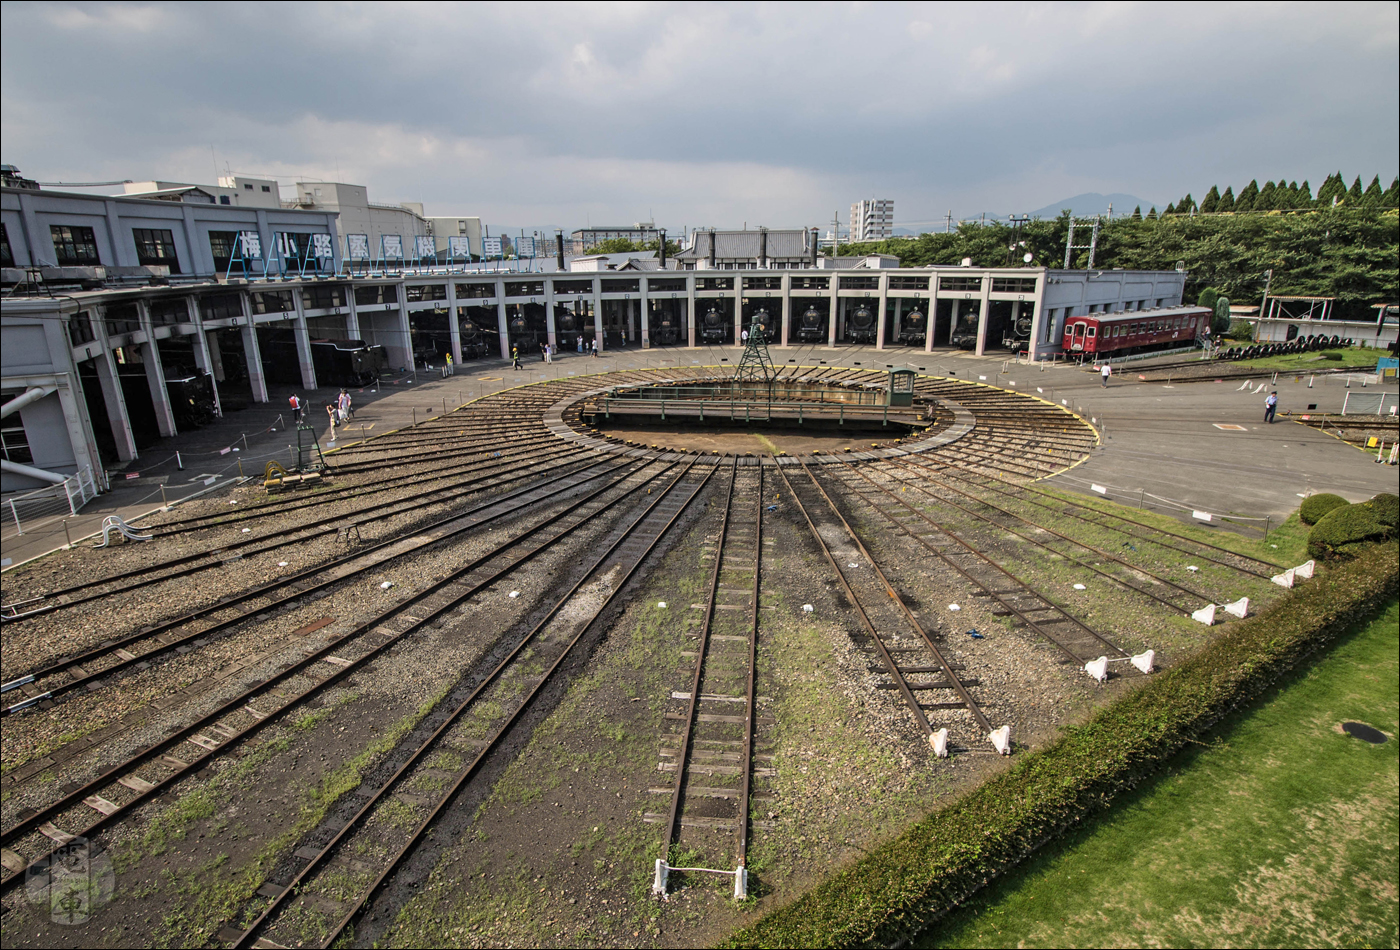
[2,1,1396,234]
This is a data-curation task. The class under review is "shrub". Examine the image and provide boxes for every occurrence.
[1369,492,1399,528]
[1308,504,1392,559]
[1299,493,1349,525]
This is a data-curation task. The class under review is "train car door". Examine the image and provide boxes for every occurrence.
[1069,321,1087,351]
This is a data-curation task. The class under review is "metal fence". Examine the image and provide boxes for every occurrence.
[2,466,99,538]
[1341,392,1399,416]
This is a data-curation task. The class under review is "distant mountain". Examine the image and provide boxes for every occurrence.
[1025,193,1160,220]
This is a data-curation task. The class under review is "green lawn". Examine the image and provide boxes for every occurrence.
[1205,346,1378,374]
[916,601,1399,949]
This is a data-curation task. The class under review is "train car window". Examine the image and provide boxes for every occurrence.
[1086,326,1096,337]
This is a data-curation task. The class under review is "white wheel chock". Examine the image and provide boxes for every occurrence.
[1294,559,1315,579]
[1271,569,1295,588]
[988,725,1011,755]
[652,859,669,898]
[734,866,748,900]
[1223,597,1249,619]
[1191,604,1217,625]
[1084,656,1109,683]
[929,727,949,758]
[1130,649,1156,674]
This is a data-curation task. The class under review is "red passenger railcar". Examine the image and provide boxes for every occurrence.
[1063,306,1213,357]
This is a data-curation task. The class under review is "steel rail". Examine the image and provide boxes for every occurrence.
[828,457,1128,664]
[277,458,719,950]
[1,442,596,621]
[0,455,686,886]
[153,431,567,532]
[870,457,1212,612]
[2,453,637,709]
[909,457,1284,574]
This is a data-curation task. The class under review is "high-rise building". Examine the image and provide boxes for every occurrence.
[850,198,894,242]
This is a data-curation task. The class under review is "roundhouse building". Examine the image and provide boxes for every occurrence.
[3,184,1186,489]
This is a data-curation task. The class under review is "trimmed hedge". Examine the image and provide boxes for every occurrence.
[1370,492,1399,528]
[1308,503,1393,559]
[721,543,1398,949]
[1299,492,1350,525]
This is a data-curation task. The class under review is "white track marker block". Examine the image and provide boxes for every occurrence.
[1091,484,1107,495]
[988,725,1012,755]
[801,604,814,613]
[1192,510,1212,522]
[734,866,748,900]
[1295,559,1316,580]
[929,728,949,758]
[1131,649,1156,674]
[1191,604,1217,625]
[1223,597,1249,619]
[1084,656,1109,683]
[1272,569,1295,588]
[652,859,669,897]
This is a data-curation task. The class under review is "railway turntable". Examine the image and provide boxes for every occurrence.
[0,361,1300,949]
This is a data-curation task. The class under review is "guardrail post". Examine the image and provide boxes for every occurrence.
[10,498,22,536]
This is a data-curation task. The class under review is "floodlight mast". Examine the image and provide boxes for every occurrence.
[735,319,775,384]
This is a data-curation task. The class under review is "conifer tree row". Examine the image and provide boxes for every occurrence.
[1169,173,1397,214]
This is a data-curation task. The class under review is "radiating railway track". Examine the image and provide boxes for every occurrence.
[775,457,998,754]
[651,460,766,896]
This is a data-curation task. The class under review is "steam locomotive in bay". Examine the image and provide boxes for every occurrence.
[650,309,680,346]
[846,304,877,344]
[260,330,387,386]
[897,308,926,346]
[798,305,827,343]
[1002,310,1034,351]
[700,306,729,344]
[117,368,218,447]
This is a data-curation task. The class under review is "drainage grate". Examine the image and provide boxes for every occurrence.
[1342,721,1387,744]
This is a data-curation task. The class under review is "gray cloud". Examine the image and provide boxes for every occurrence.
[2,1,1396,231]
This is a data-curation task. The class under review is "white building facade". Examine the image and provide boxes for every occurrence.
[851,199,894,242]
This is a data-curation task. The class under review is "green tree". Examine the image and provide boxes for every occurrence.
[1316,172,1345,206]
[1197,286,1220,312]
[1348,176,1365,203]
[1163,202,1177,215]
[585,237,681,256]
[1235,179,1260,211]
[1214,295,1232,335]
[1384,178,1400,208]
[1146,207,1158,219]
[1200,186,1221,213]
[1218,186,1235,212]
[1363,175,1384,205]
[1131,205,1142,220]
[1298,180,1313,204]
[1258,180,1277,210]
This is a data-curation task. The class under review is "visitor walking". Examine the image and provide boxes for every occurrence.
[1100,363,1112,387]
[577,334,583,354]
[289,393,303,423]
[512,345,522,370]
[741,328,749,346]
[591,338,599,358]
[1264,390,1278,423]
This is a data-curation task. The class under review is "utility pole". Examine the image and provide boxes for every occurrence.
[945,211,953,233]
[1260,268,1273,321]
[832,210,841,256]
